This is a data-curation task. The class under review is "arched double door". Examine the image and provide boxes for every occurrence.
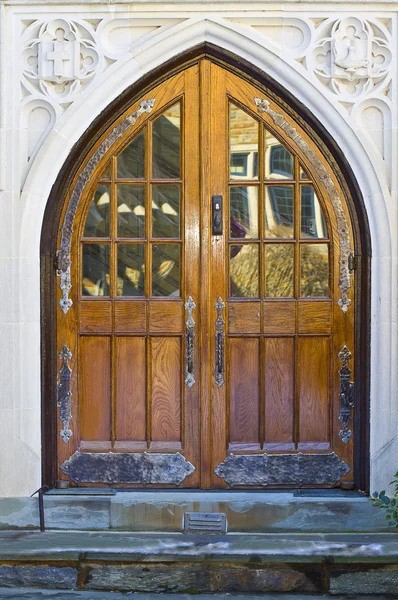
[56,60,355,488]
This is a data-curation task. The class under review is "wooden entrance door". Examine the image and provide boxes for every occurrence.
[56,60,355,489]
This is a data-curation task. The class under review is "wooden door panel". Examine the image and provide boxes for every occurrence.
[151,336,182,445]
[114,301,146,333]
[79,336,111,442]
[79,301,112,333]
[298,336,330,449]
[115,336,146,443]
[264,337,295,450]
[228,337,261,449]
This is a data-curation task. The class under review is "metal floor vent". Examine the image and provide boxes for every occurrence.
[183,511,227,534]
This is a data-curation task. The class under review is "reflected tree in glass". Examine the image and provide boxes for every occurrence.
[300,244,329,297]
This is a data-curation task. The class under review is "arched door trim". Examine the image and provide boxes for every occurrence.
[41,44,371,492]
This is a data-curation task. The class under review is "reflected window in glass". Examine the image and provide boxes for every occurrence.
[300,185,327,239]
[83,184,110,238]
[117,185,145,238]
[300,244,329,297]
[265,185,294,238]
[117,131,145,179]
[230,244,259,297]
[230,104,258,180]
[117,244,145,296]
[230,186,258,239]
[152,185,180,238]
[152,244,180,296]
[82,244,110,296]
[265,131,294,180]
[152,103,181,179]
[265,244,294,298]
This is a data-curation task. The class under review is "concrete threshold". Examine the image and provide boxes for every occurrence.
[0,490,388,533]
[0,592,395,600]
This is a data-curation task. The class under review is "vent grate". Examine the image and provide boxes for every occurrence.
[183,511,227,534]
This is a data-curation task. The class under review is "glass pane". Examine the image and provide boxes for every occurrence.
[230,244,259,297]
[230,104,258,180]
[265,129,294,179]
[82,244,110,296]
[117,184,145,238]
[152,244,180,297]
[117,244,145,296]
[230,186,258,239]
[83,184,110,238]
[300,185,327,239]
[152,103,180,179]
[300,165,309,180]
[117,131,145,179]
[300,244,329,297]
[265,244,294,298]
[152,185,180,238]
[265,185,294,238]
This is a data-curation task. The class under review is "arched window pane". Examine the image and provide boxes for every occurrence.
[300,185,327,239]
[230,104,258,180]
[300,244,329,297]
[152,104,181,179]
[83,184,110,238]
[117,131,145,179]
[265,130,294,180]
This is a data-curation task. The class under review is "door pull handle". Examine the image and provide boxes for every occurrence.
[215,297,225,388]
[184,296,196,389]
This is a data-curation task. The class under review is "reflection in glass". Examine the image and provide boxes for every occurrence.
[117,185,145,238]
[152,103,180,179]
[265,185,294,238]
[117,131,145,179]
[152,185,180,238]
[230,187,258,239]
[117,244,145,296]
[100,167,110,180]
[265,129,294,179]
[230,104,258,180]
[230,244,259,297]
[265,244,294,297]
[152,244,180,296]
[82,244,110,296]
[300,185,327,239]
[301,244,329,297]
[83,184,110,238]
[300,165,309,180]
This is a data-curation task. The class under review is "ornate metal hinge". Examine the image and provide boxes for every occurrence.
[57,345,73,443]
[184,296,196,389]
[215,297,225,388]
[338,345,355,444]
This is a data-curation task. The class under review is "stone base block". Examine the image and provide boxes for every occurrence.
[85,563,321,593]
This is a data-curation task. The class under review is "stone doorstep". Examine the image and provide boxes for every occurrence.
[0,593,394,600]
[0,532,397,594]
[0,491,389,533]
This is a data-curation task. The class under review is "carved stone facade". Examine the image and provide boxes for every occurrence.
[0,0,396,497]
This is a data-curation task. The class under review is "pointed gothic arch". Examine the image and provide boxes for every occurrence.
[40,44,371,491]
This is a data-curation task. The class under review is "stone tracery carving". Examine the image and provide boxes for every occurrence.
[311,17,391,99]
[22,19,101,101]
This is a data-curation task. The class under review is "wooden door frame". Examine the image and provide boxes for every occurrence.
[41,43,371,493]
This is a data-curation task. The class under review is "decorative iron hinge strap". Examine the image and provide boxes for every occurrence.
[215,297,225,388]
[57,345,73,443]
[184,296,196,389]
[338,345,355,444]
